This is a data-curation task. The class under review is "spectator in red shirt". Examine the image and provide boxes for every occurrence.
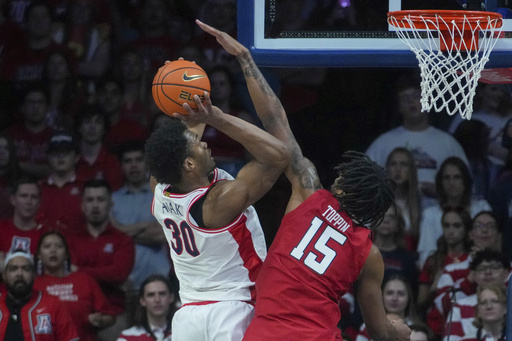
[75,104,123,190]
[6,84,54,179]
[0,133,22,220]
[67,178,135,341]
[34,230,116,341]
[38,131,84,232]
[95,77,149,153]
[0,249,79,340]
[0,177,47,269]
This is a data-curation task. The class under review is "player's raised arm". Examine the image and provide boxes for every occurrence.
[173,92,289,228]
[196,19,321,213]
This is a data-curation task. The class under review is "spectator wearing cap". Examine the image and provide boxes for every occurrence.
[75,104,123,191]
[487,117,512,261]
[0,249,79,340]
[37,131,85,233]
[5,84,54,179]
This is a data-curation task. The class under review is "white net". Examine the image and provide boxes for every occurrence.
[388,12,503,120]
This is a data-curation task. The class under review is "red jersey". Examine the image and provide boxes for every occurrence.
[38,176,85,232]
[0,218,48,255]
[76,146,123,191]
[243,190,373,341]
[66,223,135,313]
[34,272,117,341]
[6,123,54,165]
[0,290,79,341]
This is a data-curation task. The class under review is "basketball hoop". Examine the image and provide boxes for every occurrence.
[387,10,503,120]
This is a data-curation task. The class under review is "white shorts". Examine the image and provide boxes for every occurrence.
[171,301,254,341]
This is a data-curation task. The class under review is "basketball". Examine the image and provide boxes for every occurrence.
[152,60,211,116]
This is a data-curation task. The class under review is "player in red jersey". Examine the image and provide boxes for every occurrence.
[197,20,412,341]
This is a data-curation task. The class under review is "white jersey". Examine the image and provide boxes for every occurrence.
[152,168,267,304]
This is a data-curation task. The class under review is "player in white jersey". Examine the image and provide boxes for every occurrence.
[145,21,289,341]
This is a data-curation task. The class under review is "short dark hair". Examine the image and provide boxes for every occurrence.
[471,210,501,232]
[469,249,510,271]
[332,151,395,228]
[117,139,146,160]
[82,178,112,195]
[145,119,189,185]
[12,176,40,195]
[75,104,109,134]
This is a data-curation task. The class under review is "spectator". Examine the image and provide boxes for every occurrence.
[438,250,510,341]
[0,133,22,220]
[0,1,76,93]
[95,77,149,153]
[66,178,135,341]
[365,74,469,207]
[75,104,124,190]
[453,120,501,201]
[372,205,418,294]
[122,0,181,77]
[114,47,152,127]
[6,84,54,179]
[449,83,512,166]
[117,274,175,341]
[409,323,437,341]
[417,157,491,268]
[356,275,421,341]
[417,207,472,315]
[0,249,79,340]
[110,140,171,321]
[41,49,86,130]
[38,131,84,232]
[385,147,422,250]
[201,65,253,176]
[34,230,116,341]
[0,177,47,270]
[460,285,507,341]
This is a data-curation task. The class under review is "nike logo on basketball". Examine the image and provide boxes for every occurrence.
[183,71,206,82]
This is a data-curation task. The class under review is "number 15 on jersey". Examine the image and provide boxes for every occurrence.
[290,217,347,275]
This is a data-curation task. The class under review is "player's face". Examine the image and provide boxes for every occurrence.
[441,212,466,247]
[441,164,464,201]
[386,151,410,185]
[0,137,9,167]
[477,288,506,324]
[38,234,67,273]
[470,214,500,250]
[82,187,112,226]
[140,280,173,318]
[185,131,215,175]
[80,115,105,144]
[11,183,41,219]
[47,150,78,173]
[382,279,409,316]
[3,256,35,299]
[121,151,147,185]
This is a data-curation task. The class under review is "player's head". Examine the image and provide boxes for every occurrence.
[331,151,395,228]
[145,119,215,185]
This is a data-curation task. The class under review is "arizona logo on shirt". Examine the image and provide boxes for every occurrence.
[103,243,114,253]
[9,236,30,253]
[35,314,52,334]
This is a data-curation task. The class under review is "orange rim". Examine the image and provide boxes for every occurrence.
[388,10,503,30]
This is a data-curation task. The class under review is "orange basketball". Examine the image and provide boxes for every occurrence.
[152,60,211,116]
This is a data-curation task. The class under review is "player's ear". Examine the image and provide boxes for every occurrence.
[183,157,195,172]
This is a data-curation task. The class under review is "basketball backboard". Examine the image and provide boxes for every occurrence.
[237,0,512,68]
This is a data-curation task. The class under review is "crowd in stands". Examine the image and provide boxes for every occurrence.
[1,0,512,340]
